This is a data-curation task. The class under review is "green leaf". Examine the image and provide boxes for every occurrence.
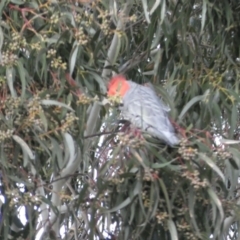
[0,0,7,16]
[108,197,132,213]
[188,187,201,237]
[159,178,172,217]
[201,0,207,33]
[160,0,166,24]
[150,0,161,15]
[63,132,75,167]
[178,95,204,120]
[10,0,24,4]
[12,135,35,160]
[39,111,48,131]
[228,147,240,169]
[69,41,79,76]
[0,26,3,55]
[167,219,178,240]
[198,153,225,183]
[50,137,63,169]
[207,188,224,223]
[16,60,27,98]
[151,159,176,169]
[88,71,106,93]
[41,99,74,111]
[230,104,237,138]
[6,67,17,97]
[141,0,151,23]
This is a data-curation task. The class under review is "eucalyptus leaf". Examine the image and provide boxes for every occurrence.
[41,99,74,111]
[12,135,35,160]
[198,153,225,183]
[69,41,79,76]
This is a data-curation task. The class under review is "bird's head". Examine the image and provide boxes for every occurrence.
[107,75,130,97]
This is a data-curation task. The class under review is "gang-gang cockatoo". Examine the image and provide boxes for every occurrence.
[107,75,179,146]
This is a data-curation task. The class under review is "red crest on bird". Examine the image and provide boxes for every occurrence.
[108,75,130,97]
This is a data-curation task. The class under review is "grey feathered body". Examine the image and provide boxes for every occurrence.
[121,81,179,146]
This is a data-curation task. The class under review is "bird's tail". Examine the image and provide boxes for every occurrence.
[168,134,179,146]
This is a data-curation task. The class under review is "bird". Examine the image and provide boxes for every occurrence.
[107,75,179,146]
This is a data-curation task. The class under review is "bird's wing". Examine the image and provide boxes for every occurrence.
[144,82,171,112]
[123,83,175,132]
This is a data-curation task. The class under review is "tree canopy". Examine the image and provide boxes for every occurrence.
[0,0,240,239]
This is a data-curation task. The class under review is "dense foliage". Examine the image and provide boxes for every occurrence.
[0,0,240,239]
